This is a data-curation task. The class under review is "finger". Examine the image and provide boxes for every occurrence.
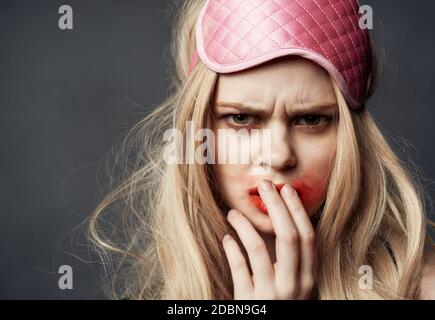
[258,179,299,297]
[280,183,316,297]
[222,234,254,298]
[227,209,275,293]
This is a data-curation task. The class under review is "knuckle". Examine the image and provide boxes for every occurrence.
[230,257,246,270]
[249,240,266,254]
[282,230,300,245]
[302,231,316,245]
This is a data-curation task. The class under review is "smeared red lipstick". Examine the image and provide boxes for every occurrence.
[248,178,325,215]
[248,183,295,214]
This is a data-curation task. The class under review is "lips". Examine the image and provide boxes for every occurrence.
[248,183,299,214]
[248,193,268,214]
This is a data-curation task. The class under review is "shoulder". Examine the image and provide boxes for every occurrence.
[419,250,435,300]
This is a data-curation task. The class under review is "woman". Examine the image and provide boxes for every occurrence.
[88,0,435,299]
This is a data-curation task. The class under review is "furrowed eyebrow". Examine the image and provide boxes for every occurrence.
[215,101,338,117]
[214,102,269,117]
[289,103,338,117]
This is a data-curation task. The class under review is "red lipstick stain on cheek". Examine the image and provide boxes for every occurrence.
[290,176,326,212]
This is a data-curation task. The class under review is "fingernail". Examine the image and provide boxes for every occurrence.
[260,179,272,191]
[282,184,293,197]
[223,234,232,242]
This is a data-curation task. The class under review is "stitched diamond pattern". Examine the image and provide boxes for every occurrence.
[197,0,372,107]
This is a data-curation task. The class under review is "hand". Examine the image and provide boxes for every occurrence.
[222,179,316,300]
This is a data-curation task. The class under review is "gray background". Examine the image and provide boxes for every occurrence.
[0,0,434,299]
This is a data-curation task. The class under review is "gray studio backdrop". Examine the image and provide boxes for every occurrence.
[0,0,434,299]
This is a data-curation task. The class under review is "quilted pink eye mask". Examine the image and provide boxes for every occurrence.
[187,0,372,109]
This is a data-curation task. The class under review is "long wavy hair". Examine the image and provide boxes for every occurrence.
[87,0,435,299]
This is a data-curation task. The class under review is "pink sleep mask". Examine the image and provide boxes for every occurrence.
[187,0,372,109]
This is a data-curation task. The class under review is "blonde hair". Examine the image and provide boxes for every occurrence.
[87,0,435,299]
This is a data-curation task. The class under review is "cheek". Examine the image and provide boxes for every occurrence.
[212,164,255,193]
[211,164,248,211]
[293,141,335,211]
[290,174,328,212]
[212,130,255,189]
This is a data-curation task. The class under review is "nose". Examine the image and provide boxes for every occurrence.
[253,122,296,172]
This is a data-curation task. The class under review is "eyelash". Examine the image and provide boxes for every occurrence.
[222,113,333,130]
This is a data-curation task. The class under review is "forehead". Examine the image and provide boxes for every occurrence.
[214,57,335,106]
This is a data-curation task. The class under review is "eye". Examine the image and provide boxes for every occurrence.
[295,114,332,128]
[223,113,258,128]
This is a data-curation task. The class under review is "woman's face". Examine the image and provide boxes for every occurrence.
[210,57,338,235]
